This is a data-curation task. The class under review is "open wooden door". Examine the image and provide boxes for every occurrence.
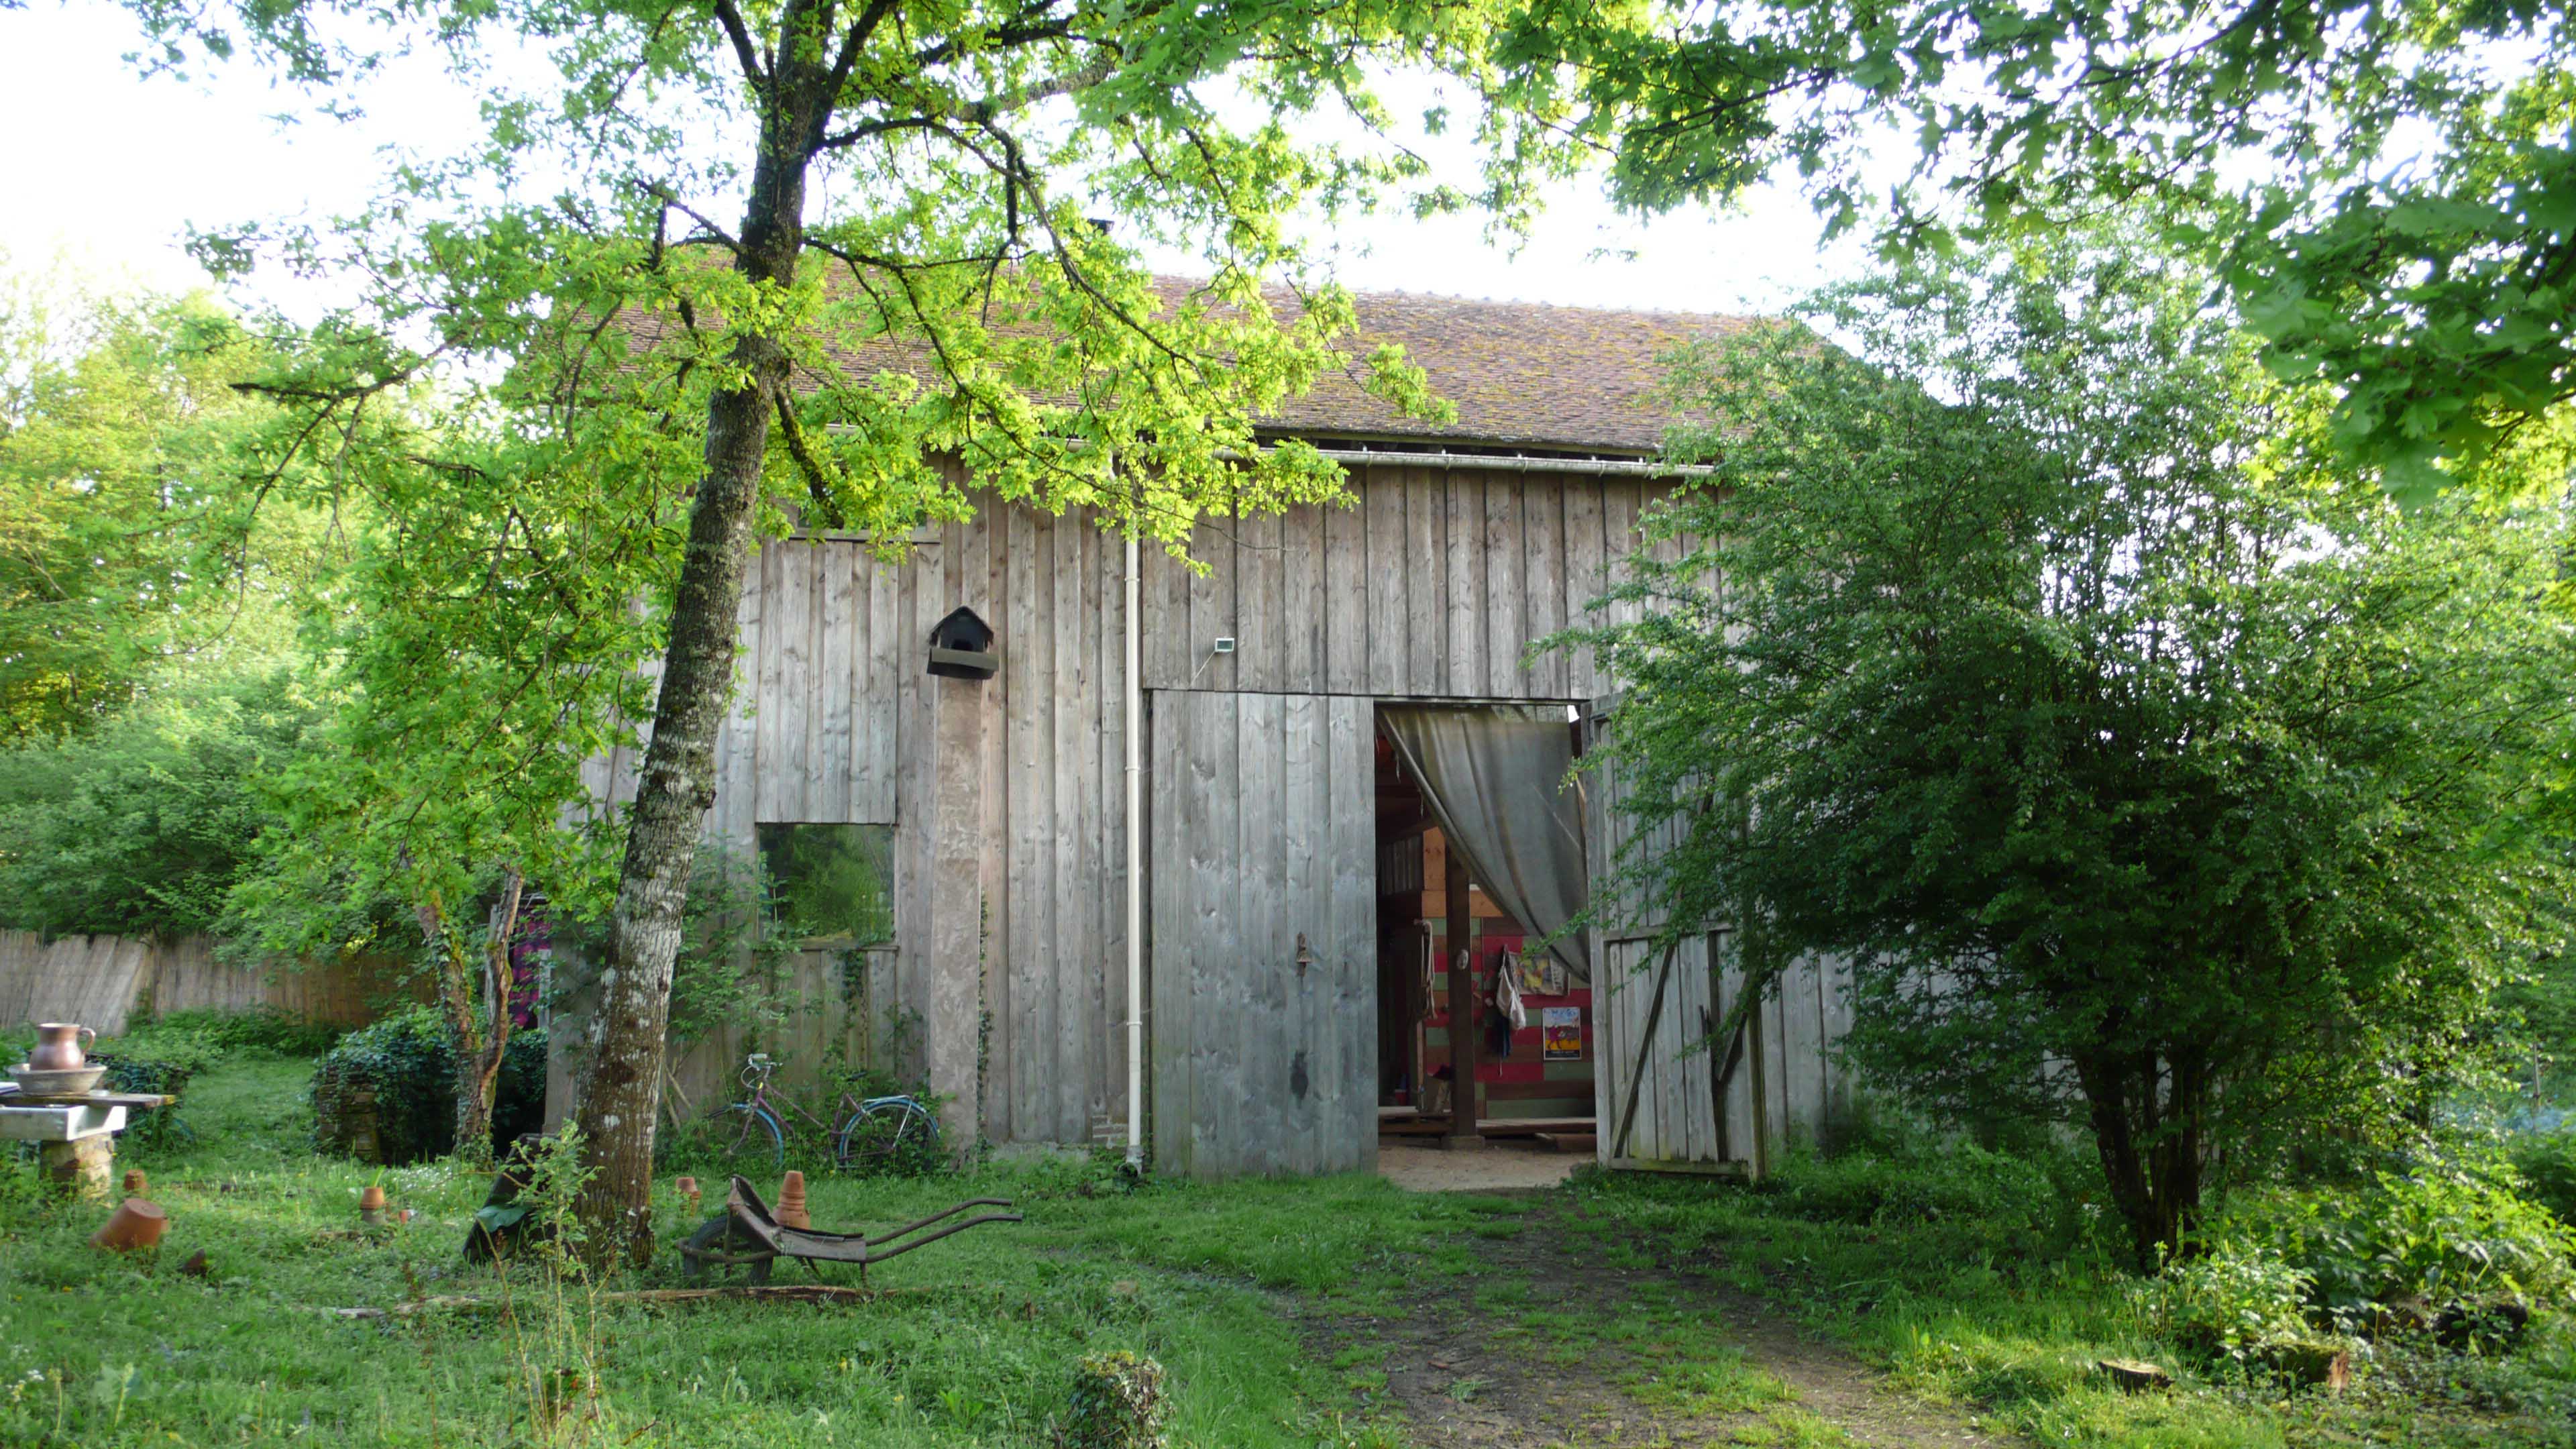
[1583,697,1766,1176]
[1147,691,1377,1177]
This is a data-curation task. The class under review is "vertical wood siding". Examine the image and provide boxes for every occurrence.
[1148,690,1375,1177]
[1585,710,1854,1173]
[1141,468,1674,700]
[588,464,1843,1173]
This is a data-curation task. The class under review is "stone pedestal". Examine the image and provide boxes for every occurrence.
[2,1100,131,1201]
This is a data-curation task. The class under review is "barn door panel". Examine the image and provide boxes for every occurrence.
[1149,691,1375,1178]
[1583,699,1750,1175]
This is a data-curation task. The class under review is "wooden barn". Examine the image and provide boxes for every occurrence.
[547,287,1856,1179]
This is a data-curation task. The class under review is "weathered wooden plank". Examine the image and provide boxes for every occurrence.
[1001,505,1043,1144]
[1191,508,1234,694]
[1239,507,1281,694]
[816,541,857,822]
[1564,480,1605,700]
[1326,694,1376,1172]
[1098,524,1129,1139]
[1282,503,1324,694]
[1279,690,1320,1174]
[858,549,900,824]
[1187,692,1231,1173]
[1444,469,1483,695]
[1366,468,1406,696]
[1324,492,1366,696]
[1523,481,1567,698]
[1405,468,1443,695]
[1599,482,1642,694]
[1486,475,1527,697]
[1238,692,1285,1174]
[1148,688,1189,1173]
[781,542,819,822]
[1051,508,1087,1140]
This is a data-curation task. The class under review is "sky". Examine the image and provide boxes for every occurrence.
[0,3,1869,319]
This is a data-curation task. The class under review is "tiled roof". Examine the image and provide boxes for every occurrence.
[674,274,1750,455]
[1253,286,1748,454]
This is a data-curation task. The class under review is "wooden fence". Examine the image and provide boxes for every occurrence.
[0,930,417,1037]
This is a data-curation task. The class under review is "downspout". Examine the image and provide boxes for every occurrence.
[1124,488,1146,1171]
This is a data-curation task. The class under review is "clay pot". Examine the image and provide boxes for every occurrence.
[777,1171,811,1230]
[122,1169,148,1195]
[30,1023,94,1073]
[359,1183,387,1226]
[92,1197,167,1252]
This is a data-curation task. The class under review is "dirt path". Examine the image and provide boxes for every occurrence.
[1311,1192,2004,1448]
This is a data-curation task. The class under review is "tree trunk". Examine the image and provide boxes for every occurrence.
[2073,1045,2208,1272]
[569,22,828,1265]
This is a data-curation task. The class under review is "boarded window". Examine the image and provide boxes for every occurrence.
[755,823,896,947]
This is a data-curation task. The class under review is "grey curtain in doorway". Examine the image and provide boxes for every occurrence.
[1379,704,1591,983]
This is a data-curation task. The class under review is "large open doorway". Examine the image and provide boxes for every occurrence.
[1370,706,1597,1183]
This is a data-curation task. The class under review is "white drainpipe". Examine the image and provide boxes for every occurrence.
[1124,501,1146,1169]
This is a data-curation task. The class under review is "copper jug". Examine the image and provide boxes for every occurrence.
[30,1023,94,1071]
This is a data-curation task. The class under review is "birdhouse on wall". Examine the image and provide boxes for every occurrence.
[927,606,998,680]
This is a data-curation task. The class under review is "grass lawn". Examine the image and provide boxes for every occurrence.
[1573,1153,2576,1448]
[10,1054,2575,1448]
[0,1053,1480,1448]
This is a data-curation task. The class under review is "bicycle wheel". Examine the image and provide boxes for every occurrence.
[716,1104,786,1176]
[835,1097,941,1171]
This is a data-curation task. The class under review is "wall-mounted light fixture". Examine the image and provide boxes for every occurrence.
[1212,637,1236,655]
[928,605,998,680]
[1294,932,1314,978]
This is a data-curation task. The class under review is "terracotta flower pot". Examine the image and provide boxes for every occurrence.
[777,1171,811,1230]
[359,1183,388,1226]
[92,1197,167,1252]
[122,1169,148,1195]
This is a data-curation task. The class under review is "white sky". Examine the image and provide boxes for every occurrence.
[0,3,1867,319]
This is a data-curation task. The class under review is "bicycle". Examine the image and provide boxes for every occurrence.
[716,1053,942,1174]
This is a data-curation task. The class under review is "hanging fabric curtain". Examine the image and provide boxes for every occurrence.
[1379,704,1591,983]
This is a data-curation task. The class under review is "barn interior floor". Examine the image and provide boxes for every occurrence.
[1376,1139,1582,1193]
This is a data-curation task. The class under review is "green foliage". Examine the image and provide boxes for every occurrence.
[309,1006,547,1164]
[131,1006,344,1058]
[0,262,305,741]
[0,669,321,938]
[1479,0,2576,486]
[1740,1128,2077,1256]
[1057,1351,1168,1449]
[1576,231,2576,1268]
[2137,1244,2316,1364]
[548,838,800,1053]
[2212,1158,2576,1326]
[758,822,894,946]
[0,1053,1467,1448]
[2510,1132,2576,1229]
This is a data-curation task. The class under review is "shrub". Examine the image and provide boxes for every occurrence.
[133,1006,343,1057]
[2508,1131,2576,1230]
[1055,1351,1166,1449]
[2138,1243,2316,1363]
[309,1008,547,1165]
[78,1024,221,1146]
[2213,1158,2576,1326]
